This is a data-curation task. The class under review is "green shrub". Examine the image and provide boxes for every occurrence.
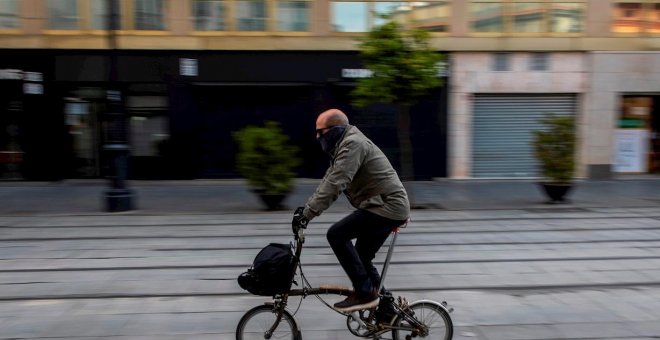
[233,121,300,195]
[533,114,576,183]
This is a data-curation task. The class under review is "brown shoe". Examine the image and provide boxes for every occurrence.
[333,290,379,313]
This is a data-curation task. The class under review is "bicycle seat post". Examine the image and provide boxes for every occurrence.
[377,226,400,294]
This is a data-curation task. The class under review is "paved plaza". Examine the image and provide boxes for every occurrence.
[1,179,660,339]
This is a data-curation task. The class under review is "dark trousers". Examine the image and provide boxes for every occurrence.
[326,209,406,296]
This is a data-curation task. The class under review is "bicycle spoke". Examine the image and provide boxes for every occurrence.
[237,305,297,340]
[392,301,452,339]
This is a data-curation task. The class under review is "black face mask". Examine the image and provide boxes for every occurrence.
[318,126,346,155]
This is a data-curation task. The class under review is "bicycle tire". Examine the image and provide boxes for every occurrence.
[236,304,301,340]
[391,300,453,340]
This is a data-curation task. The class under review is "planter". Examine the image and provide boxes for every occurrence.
[253,190,289,211]
[538,182,573,203]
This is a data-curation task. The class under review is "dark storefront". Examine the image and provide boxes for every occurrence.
[0,51,62,181]
[0,50,448,181]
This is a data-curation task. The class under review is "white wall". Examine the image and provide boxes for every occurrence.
[586,52,660,177]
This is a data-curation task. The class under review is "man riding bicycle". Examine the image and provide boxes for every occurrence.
[292,108,410,313]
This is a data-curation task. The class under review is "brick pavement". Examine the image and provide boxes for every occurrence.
[0,177,660,215]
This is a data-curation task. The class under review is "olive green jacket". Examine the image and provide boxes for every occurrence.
[303,125,410,221]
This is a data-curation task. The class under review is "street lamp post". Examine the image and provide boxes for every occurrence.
[103,0,134,211]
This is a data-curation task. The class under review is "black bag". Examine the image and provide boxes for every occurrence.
[238,243,296,296]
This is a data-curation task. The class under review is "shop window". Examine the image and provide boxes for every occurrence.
[276,1,310,31]
[193,0,227,31]
[511,3,544,33]
[127,96,169,158]
[470,2,504,32]
[134,0,165,30]
[130,116,169,157]
[529,52,549,71]
[48,0,80,30]
[65,100,101,177]
[550,2,583,33]
[236,0,267,31]
[0,100,23,180]
[410,1,450,33]
[0,0,18,29]
[615,96,657,173]
[612,2,643,33]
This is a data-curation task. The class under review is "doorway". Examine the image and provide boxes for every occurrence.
[615,95,660,174]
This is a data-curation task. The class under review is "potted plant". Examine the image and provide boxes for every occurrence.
[233,121,301,210]
[533,114,576,203]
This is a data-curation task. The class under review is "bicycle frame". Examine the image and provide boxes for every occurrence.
[238,220,454,340]
[259,227,432,338]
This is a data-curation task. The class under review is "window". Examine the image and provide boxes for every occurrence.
[193,0,227,31]
[612,2,643,33]
[373,2,408,27]
[471,1,584,34]
[91,0,110,30]
[48,0,80,29]
[332,1,443,33]
[470,2,504,32]
[276,1,310,31]
[612,2,660,34]
[649,3,660,33]
[236,0,267,31]
[410,1,450,33]
[493,52,510,71]
[551,2,583,33]
[511,3,544,33]
[134,0,165,30]
[332,2,368,32]
[529,52,550,71]
[0,0,18,29]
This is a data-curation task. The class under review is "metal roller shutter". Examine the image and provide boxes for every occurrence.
[472,94,576,178]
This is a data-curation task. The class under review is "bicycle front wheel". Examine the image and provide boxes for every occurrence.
[392,301,453,340]
[236,304,300,340]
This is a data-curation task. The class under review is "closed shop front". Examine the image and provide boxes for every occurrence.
[1,50,449,181]
[472,94,577,178]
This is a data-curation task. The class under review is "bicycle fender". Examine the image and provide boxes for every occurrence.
[409,299,454,314]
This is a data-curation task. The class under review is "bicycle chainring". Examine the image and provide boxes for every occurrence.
[346,310,375,337]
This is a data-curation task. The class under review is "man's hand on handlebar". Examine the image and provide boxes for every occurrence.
[292,206,309,236]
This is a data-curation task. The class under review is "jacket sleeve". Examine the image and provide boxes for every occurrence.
[303,138,364,220]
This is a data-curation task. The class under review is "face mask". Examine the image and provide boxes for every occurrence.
[318,126,346,155]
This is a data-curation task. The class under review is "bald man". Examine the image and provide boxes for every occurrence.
[292,108,410,313]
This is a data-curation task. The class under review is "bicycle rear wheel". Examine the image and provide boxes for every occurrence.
[391,301,453,340]
[236,304,300,340]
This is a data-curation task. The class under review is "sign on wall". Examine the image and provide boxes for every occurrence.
[614,129,649,173]
[180,58,198,77]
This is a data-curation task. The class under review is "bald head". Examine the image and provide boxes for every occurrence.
[316,109,349,131]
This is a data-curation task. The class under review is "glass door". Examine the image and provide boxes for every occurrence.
[65,98,102,177]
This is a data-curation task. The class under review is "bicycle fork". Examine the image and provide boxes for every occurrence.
[264,299,288,339]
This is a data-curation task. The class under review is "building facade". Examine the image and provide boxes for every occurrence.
[0,0,658,180]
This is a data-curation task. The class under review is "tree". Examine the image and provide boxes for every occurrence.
[352,17,444,183]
